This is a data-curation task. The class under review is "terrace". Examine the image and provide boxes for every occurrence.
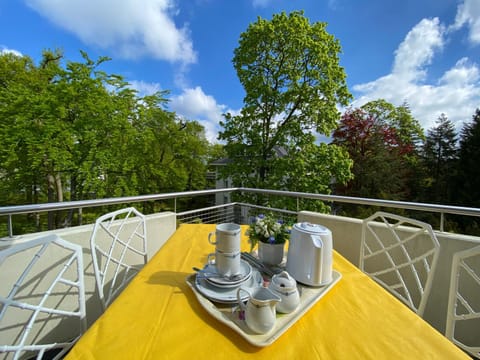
[1,187,479,357]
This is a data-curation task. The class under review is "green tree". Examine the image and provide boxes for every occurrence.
[0,50,70,205]
[361,100,424,150]
[0,50,143,227]
[59,51,141,202]
[219,11,353,209]
[133,96,210,194]
[332,101,424,216]
[449,108,480,235]
[456,109,480,207]
[0,50,212,231]
[421,113,458,204]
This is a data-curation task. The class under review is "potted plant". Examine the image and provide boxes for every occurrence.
[246,213,291,265]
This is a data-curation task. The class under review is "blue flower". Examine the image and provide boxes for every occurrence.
[258,214,265,219]
[268,236,275,244]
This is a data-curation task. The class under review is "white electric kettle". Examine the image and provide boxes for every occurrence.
[286,222,333,286]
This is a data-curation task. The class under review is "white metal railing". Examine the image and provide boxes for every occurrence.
[1,188,480,237]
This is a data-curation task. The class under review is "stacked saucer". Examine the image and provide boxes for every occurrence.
[195,260,262,304]
[201,260,253,288]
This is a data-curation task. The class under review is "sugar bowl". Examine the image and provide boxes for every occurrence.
[268,271,300,314]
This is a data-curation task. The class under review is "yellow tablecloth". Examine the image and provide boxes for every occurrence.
[66,224,469,359]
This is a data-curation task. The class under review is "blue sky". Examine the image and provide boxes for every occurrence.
[1,0,479,142]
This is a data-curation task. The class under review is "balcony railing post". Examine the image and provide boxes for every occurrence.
[440,213,445,232]
[7,214,13,237]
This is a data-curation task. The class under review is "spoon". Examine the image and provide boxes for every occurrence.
[192,267,244,281]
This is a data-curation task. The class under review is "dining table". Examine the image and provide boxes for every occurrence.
[66,224,470,359]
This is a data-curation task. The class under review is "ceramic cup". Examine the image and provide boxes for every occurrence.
[208,223,241,253]
[207,250,241,277]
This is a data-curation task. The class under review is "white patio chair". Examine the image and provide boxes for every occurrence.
[90,207,147,310]
[0,234,86,360]
[445,244,480,358]
[360,211,440,317]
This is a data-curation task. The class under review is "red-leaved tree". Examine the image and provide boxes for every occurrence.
[332,101,423,206]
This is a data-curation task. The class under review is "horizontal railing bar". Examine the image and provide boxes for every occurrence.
[236,202,298,217]
[176,202,238,217]
[0,188,239,216]
[1,187,479,220]
[238,188,480,218]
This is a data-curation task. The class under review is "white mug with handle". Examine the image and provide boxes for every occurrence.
[208,223,241,253]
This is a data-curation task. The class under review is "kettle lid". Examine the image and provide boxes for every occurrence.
[293,222,330,235]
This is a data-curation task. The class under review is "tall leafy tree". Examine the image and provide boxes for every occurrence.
[58,51,140,202]
[361,100,424,151]
[332,100,424,209]
[333,107,403,200]
[219,11,353,208]
[132,97,210,196]
[456,109,480,207]
[0,50,71,207]
[421,113,458,204]
[0,50,212,231]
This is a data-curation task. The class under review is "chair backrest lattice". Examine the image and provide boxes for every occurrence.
[90,207,147,310]
[445,245,480,358]
[360,212,440,317]
[0,234,86,360]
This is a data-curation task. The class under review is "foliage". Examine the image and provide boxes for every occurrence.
[421,113,458,204]
[332,101,423,210]
[246,213,292,251]
[455,108,480,208]
[360,99,425,150]
[0,49,212,232]
[219,11,353,209]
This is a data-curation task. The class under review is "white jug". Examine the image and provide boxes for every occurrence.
[237,287,280,334]
[286,222,333,286]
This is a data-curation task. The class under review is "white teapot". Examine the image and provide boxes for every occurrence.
[268,271,300,313]
[237,287,280,334]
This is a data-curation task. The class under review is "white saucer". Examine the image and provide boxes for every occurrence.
[202,260,253,287]
[194,270,263,304]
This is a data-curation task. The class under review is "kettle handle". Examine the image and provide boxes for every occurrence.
[312,235,323,249]
[311,235,323,281]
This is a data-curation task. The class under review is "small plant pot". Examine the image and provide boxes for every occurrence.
[258,242,285,265]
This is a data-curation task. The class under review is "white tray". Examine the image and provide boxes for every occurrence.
[186,270,342,347]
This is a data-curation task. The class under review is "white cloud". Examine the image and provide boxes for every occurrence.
[439,57,479,85]
[352,17,480,133]
[450,0,480,45]
[392,18,444,82]
[129,80,162,97]
[0,46,22,56]
[25,0,196,64]
[170,86,236,143]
